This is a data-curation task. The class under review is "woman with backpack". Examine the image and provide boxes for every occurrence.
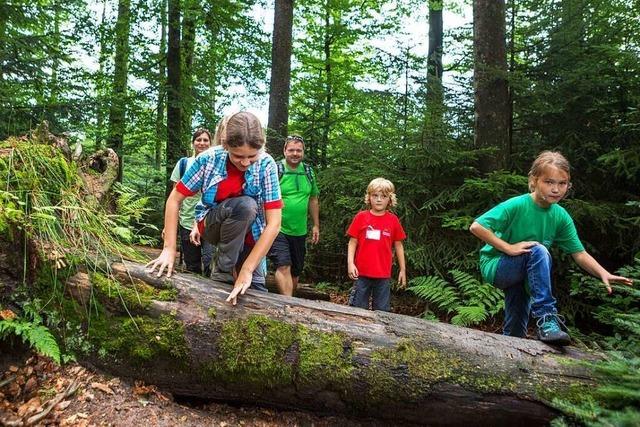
[167,128,213,276]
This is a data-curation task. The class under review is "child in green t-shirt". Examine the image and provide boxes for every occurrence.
[470,151,633,345]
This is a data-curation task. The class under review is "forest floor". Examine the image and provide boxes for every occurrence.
[0,350,394,427]
[0,289,420,427]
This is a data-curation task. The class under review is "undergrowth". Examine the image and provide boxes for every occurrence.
[408,269,504,327]
[0,134,153,363]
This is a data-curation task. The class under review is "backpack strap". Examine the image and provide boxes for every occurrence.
[276,159,285,181]
[302,162,315,185]
[178,157,188,179]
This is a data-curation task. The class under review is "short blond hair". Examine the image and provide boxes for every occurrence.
[364,178,397,208]
[528,151,571,191]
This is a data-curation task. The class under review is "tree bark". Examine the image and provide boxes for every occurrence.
[61,260,596,426]
[321,0,332,168]
[155,0,167,170]
[95,0,109,151]
[181,0,198,145]
[267,0,294,155]
[424,0,445,145]
[473,0,509,173]
[107,0,132,182]
[166,0,182,197]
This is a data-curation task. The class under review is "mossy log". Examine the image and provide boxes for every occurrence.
[63,260,597,426]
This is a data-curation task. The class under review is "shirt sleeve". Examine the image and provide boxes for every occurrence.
[169,161,181,183]
[555,209,585,254]
[394,215,407,241]
[261,156,282,204]
[179,154,207,196]
[347,212,363,238]
[475,199,513,233]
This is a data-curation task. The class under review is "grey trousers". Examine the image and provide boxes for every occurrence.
[201,196,266,285]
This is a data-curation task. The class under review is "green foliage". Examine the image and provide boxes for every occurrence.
[408,270,504,327]
[0,137,143,267]
[0,301,61,364]
[551,257,640,425]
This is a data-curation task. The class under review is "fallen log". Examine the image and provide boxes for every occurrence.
[60,260,596,426]
[0,128,596,425]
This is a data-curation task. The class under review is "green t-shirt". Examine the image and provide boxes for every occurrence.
[475,193,585,284]
[280,161,319,236]
[170,157,200,230]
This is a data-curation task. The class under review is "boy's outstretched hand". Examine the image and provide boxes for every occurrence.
[600,273,633,294]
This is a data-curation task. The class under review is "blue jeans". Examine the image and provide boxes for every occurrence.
[350,277,391,311]
[493,244,557,337]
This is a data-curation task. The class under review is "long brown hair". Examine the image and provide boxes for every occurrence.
[214,112,265,150]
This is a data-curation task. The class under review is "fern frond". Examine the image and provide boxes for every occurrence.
[0,319,61,363]
[408,275,460,313]
[451,305,488,327]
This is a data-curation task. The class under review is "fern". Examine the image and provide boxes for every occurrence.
[0,318,61,363]
[451,306,488,327]
[409,269,504,327]
[408,275,460,314]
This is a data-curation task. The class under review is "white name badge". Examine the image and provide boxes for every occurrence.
[366,228,381,240]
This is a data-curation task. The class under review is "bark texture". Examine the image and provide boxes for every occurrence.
[62,260,596,426]
[267,0,294,154]
[473,0,509,172]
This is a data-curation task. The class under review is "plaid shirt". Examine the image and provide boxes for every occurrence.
[176,145,282,243]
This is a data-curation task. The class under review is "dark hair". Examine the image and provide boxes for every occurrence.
[216,112,265,150]
[192,128,212,143]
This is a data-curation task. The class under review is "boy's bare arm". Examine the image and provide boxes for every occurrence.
[347,237,359,279]
[469,221,538,256]
[394,240,406,288]
[571,251,633,294]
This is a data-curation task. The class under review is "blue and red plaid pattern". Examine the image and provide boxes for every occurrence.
[178,145,282,243]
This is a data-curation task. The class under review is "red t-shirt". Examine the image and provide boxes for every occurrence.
[346,210,406,278]
[215,160,245,202]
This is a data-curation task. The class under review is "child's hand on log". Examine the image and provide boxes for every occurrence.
[226,281,251,306]
[145,248,176,278]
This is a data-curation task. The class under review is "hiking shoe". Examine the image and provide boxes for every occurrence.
[210,271,235,284]
[536,314,571,345]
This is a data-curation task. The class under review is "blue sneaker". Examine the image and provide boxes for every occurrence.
[536,314,571,345]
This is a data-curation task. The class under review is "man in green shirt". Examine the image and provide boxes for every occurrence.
[268,135,320,296]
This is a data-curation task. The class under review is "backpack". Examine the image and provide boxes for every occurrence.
[178,156,189,179]
[276,159,315,186]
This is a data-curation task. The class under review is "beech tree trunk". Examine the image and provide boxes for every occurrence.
[166,0,182,197]
[267,0,294,154]
[60,260,596,426]
[107,0,131,182]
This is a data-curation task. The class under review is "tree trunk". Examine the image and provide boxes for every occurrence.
[473,0,509,173]
[266,0,294,155]
[321,0,332,168]
[424,0,445,145]
[155,0,167,171]
[181,0,198,145]
[95,0,109,150]
[107,0,132,182]
[166,0,182,197]
[60,260,596,426]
